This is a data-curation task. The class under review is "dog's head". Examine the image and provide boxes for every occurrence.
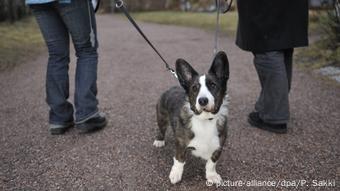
[176,51,229,116]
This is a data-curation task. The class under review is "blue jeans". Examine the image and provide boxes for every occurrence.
[30,0,99,125]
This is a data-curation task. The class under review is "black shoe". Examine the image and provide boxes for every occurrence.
[49,122,73,135]
[248,112,287,134]
[76,112,107,134]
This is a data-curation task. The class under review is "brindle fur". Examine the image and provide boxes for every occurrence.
[155,51,229,164]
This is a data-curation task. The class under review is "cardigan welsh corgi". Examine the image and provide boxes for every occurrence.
[153,51,229,184]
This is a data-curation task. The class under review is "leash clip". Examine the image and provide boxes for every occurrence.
[169,69,178,79]
[115,0,124,8]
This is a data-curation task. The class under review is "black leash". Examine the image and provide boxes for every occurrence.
[114,0,233,79]
[115,0,178,79]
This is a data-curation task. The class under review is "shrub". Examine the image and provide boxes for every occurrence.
[314,1,340,66]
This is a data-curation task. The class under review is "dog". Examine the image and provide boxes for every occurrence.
[153,51,230,184]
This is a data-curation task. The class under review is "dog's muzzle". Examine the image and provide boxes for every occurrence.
[197,97,215,113]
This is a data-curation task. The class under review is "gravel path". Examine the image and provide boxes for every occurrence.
[0,15,339,191]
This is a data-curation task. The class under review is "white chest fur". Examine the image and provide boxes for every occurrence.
[188,116,220,160]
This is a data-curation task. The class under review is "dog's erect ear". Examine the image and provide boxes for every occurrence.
[176,58,198,91]
[209,51,229,80]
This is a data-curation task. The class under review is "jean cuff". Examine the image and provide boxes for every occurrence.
[75,110,99,124]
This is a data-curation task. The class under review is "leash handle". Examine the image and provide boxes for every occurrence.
[115,0,178,79]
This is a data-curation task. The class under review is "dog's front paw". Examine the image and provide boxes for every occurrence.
[169,157,185,184]
[153,140,165,147]
[206,172,222,184]
[169,167,183,184]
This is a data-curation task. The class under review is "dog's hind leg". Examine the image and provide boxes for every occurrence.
[153,101,169,148]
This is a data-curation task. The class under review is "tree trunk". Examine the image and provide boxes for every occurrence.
[0,0,6,22]
[101,0,112,13]
[0,0,29,23]
[166,0,181,10]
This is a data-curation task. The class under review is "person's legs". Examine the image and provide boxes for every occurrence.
[30,3,74,129]
[56,0,106,133]
[253,51,290,125]
[57,0,99,123]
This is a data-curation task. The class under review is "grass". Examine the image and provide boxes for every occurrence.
[0,17,44,71]
[295,10,340,69]
[1,11,337,72]
[295,42,338,69]
[132,11,238,35]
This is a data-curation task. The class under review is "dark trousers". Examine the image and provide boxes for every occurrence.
[30,0,99,125]
[252,49,294,124]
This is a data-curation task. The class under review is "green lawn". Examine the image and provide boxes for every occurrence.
[132,11,238,35]
[0,17,44,71]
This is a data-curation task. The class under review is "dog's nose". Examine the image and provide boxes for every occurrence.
[198,97,209,106]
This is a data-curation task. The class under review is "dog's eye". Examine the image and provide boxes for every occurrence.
[192,85,199,92]
[209,82,217,89]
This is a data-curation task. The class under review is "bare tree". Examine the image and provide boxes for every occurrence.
[0,0,29,23]
[100,0,113,13]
